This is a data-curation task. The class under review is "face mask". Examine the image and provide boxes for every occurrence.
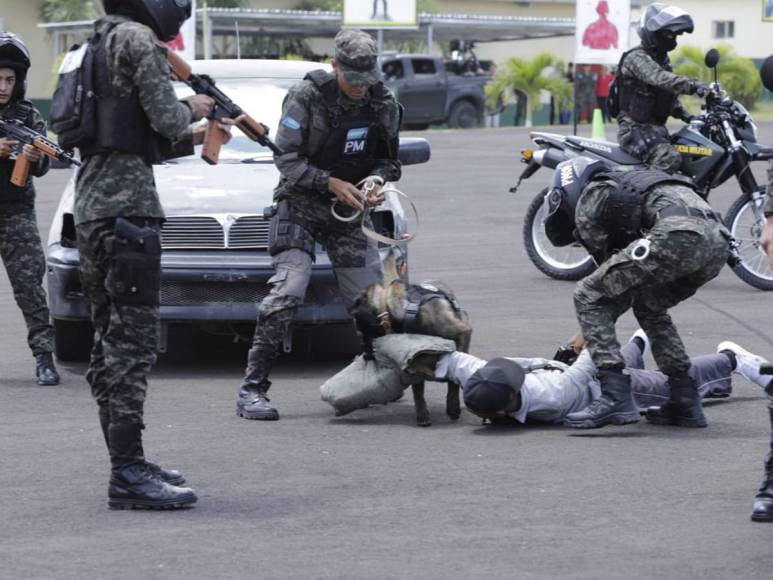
[659,32,678,52]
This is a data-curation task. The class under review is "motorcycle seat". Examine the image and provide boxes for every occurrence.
[565,136,642,166]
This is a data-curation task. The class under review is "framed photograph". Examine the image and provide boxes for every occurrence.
[343,0,419,29]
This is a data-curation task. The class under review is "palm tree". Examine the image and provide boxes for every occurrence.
[673,44,762,109]
[39,0,95,22]
[485,53,569,127]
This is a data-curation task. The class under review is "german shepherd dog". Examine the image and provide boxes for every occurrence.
[351,279,472,426]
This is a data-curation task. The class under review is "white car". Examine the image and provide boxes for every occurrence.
[46,59,430,360]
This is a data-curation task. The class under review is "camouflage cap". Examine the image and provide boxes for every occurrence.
[334,29,381,86]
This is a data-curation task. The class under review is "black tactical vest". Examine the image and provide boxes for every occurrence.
[598,169,695,248]
[78,22,157,160]
[618,47,679,125]
[305,70,385,188]
[0,100,36,206]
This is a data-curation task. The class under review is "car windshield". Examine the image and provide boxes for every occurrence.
[174,78,295,161]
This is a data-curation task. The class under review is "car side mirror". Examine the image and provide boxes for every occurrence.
[398,137,431,166]
[704,48,720,69]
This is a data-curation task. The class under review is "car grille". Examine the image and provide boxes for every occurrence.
[162,217,224,249]
[228,216,271,248]
[161,216,270,250]
[161,281,271,305]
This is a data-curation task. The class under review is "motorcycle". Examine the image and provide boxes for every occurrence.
[511,49,773,290]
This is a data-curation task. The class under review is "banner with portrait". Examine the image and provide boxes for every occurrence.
[575,0,631,65]
[343,0,419,29]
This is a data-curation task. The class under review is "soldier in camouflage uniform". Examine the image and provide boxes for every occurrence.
[0,33,59,386]
[751,159,773,521]
[71,0,214,509]
[543,157,729,429]
[615,3,710,173]
[236,29,402,421]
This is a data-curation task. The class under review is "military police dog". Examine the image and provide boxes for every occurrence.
[351,280,472,426]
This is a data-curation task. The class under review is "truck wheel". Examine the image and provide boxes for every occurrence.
[448,101,479,129]
[53,319,93,362]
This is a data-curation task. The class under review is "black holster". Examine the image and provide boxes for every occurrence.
[268,200,315,258]
[107,217,161,306]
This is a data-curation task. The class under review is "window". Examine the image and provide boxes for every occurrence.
[411,58,437,76]
[713,21,735,39]
[381,60,404,81]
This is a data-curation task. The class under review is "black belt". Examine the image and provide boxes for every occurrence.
[657,205,720,222]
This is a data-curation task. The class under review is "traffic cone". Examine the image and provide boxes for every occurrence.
[591,108,605,139]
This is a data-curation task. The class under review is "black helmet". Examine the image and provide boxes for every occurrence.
[103,0,191,42]
[638,3,694,54]
[0,32,31,101]
[544,157,608,247]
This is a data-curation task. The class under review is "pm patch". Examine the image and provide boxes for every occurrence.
[281,116,301,130]
[343,127,369,155]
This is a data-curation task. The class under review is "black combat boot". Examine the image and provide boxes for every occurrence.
[645,373,707,428]
[35,352,60,385]
[99,409,185,486]
[564,368,640,429]
[751,398,773,522]
[236,347,279,420]
[107,423,197,510]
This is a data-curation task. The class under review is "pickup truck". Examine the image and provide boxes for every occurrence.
[380,54,490,130]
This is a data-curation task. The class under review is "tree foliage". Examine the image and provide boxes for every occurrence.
[485,52,570,127]
[673,44,762,109]
[39,0,95,22]
[208,0,245,7]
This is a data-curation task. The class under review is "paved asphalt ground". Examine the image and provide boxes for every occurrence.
[2,124,773,579]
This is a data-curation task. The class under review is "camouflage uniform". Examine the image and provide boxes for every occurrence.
[74,15,193,426]
[617,47,695,173]
[240,31,401,416]
[0,101,54,357]
[573,180,729,376]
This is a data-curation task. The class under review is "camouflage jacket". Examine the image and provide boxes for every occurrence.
[273,72,401,201]
[74,15,193,226]
[575,179,728,260]
[0,100,50,211]
[617,46,693,129]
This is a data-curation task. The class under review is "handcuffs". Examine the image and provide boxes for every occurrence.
[330,175,418,247]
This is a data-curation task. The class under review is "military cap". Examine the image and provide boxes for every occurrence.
[334,29,381,86]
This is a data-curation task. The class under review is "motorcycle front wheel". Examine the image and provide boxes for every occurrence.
[725,193,773,291]
[523,188,596,281]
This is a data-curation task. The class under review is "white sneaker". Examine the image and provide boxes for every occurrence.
[717,341,772,388]
[628,328,650,359]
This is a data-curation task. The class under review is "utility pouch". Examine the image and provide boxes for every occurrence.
[107,217,162,306]
[268,200,315,258]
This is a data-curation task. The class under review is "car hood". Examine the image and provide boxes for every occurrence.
[155,157,278,215]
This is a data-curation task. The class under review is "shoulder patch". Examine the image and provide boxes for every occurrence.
[281,116,301,130]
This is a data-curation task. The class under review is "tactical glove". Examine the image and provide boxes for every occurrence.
[690,81,712,98]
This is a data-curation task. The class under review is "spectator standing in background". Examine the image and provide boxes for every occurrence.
[596,66,615,122]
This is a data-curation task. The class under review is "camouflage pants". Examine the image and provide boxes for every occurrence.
[0,208,54,356]
[244,195,382,380]
[619,123,682,174]
[574,217,729,377]
[76,218,162,425]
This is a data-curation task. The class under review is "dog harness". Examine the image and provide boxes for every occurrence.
[376,282,463,335]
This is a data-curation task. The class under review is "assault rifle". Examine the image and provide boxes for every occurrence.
[163,47,282,164]
[0,118,81,186]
